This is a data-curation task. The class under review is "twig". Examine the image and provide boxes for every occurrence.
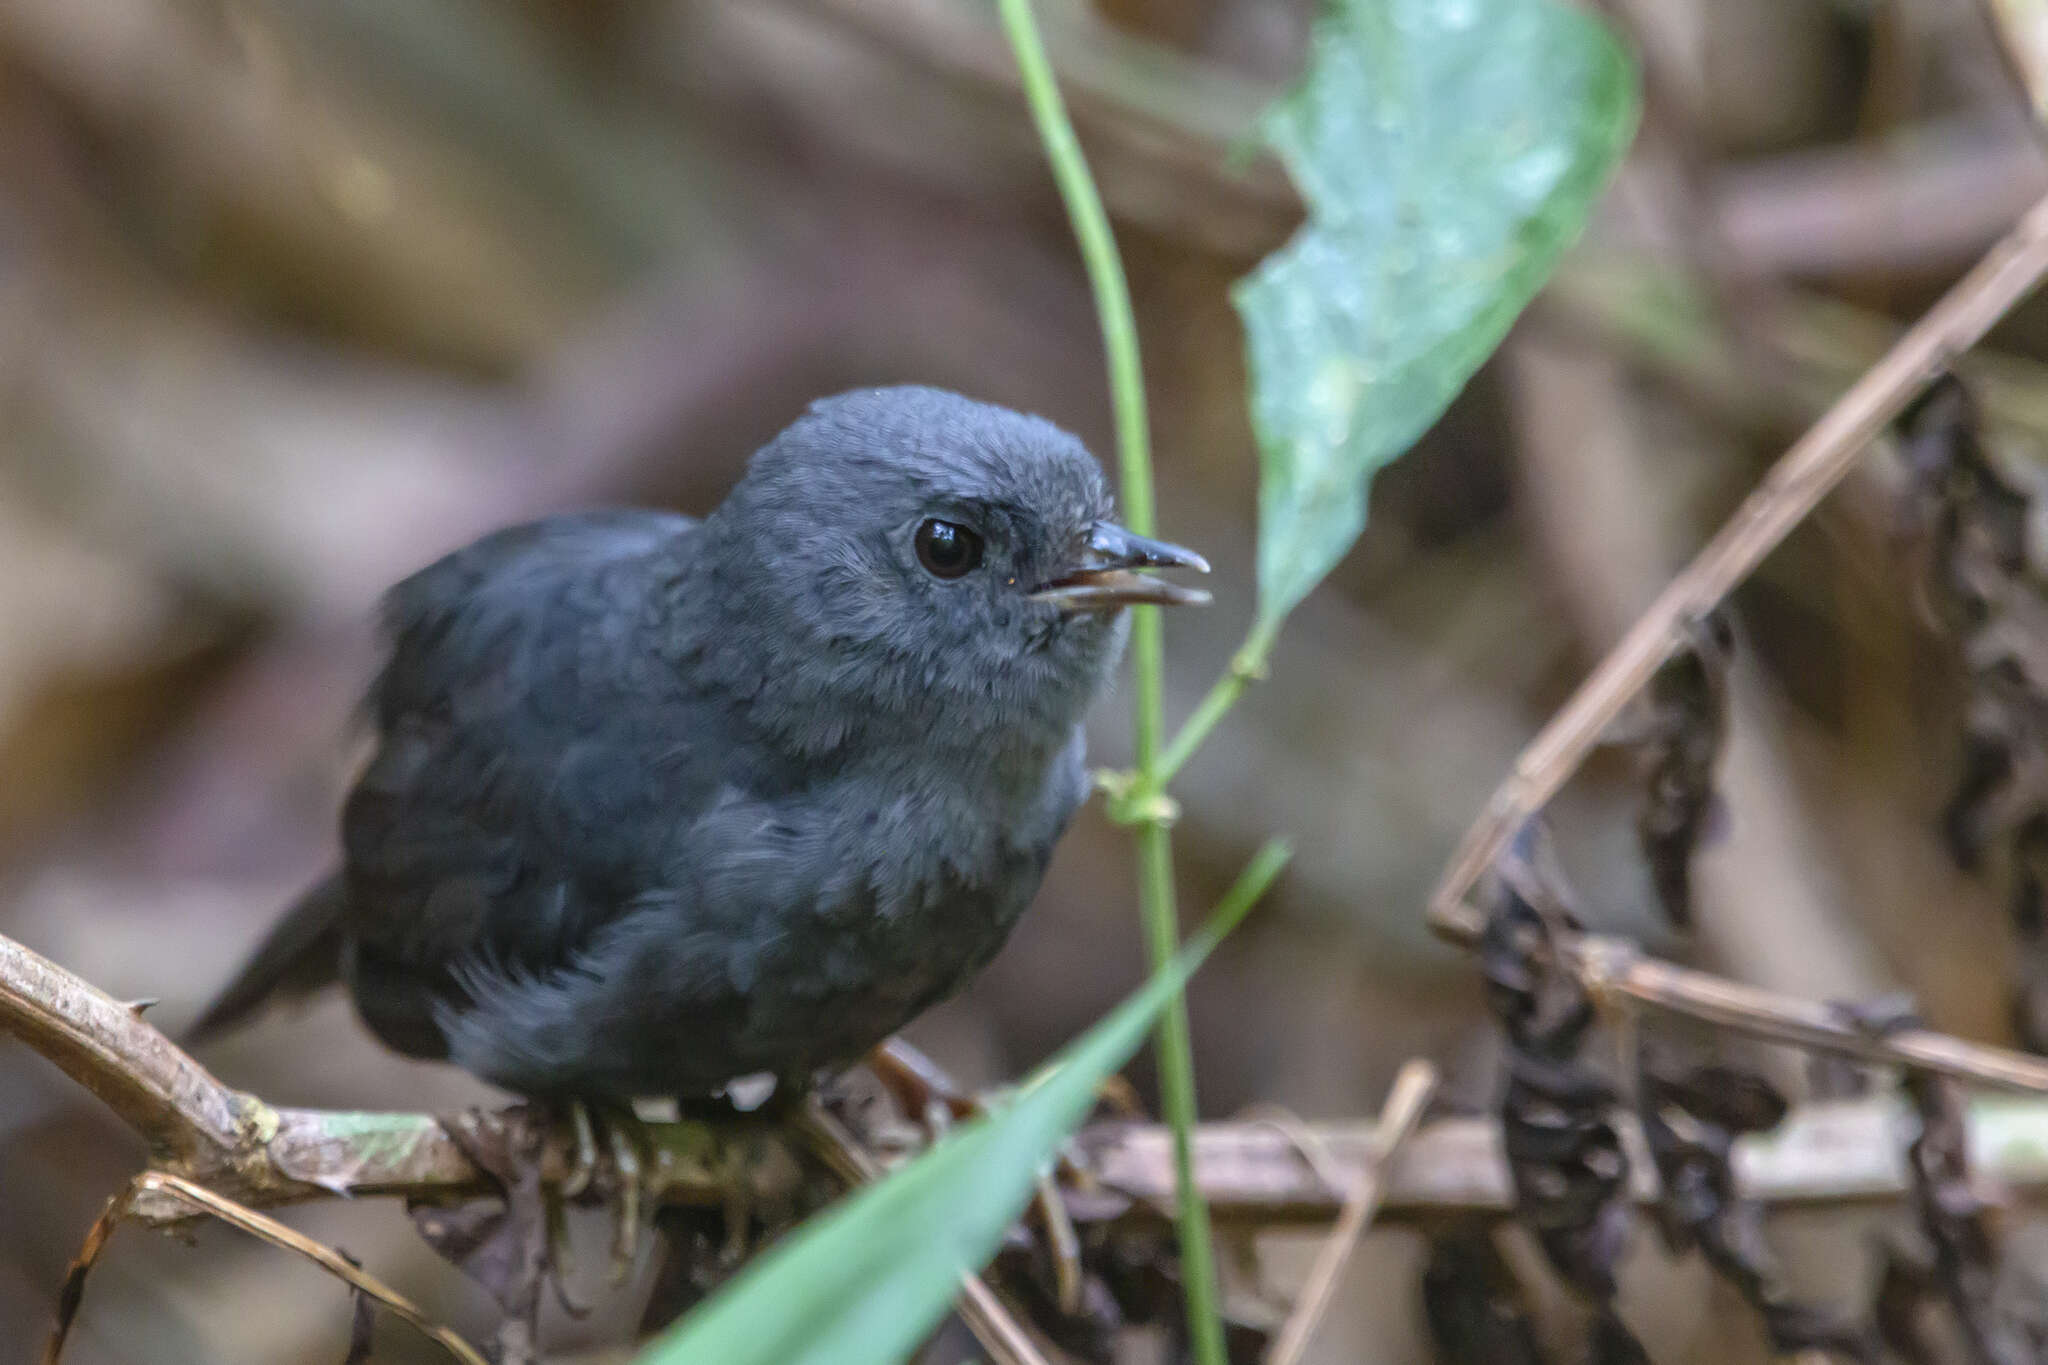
[1084,1092,2048,1219]
[0,931,250,1167]
[0,932,812,1221]
[43,1171,486,1365]
[1436,919,2048,1096]
[23,928,2048,1227]
[800,1102,1054,1365]
[1576,937,2048,1092]
[1263,1060,1438,1365]
[1429,190,2048,944]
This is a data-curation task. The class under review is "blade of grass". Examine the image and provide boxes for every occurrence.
[991,3,1225,1363]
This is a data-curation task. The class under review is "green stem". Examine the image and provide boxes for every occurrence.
[993,3,1222,1362]
[1136,823,1221,1363]
[994,0,1155,543]
[1154,615,1282,788]
[1199,837,1295,946]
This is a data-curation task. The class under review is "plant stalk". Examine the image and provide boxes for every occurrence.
[992,2,1224,1361]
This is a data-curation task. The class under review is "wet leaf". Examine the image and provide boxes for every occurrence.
[1236,0,1637,622]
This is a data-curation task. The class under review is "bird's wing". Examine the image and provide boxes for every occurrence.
[421,781,1006,1098]
[339,509,719,1050]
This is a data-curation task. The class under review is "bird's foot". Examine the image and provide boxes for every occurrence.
[542,1100,652,1289]
[867,1035,1142,1151]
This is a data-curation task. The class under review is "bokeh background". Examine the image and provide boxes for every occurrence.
[4,0,2048,1360]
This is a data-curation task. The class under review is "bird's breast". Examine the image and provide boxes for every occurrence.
[752,736,1084,1018]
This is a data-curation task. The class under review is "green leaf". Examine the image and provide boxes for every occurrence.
[1236,0,1638,623]
[637,841,1290,1365]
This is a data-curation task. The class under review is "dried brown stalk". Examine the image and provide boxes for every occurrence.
[1463,929,2048,1097]
[20,926,2048,1228]
[43,1170,487,1365]
[1084,1093,2048,1219]
[1430,191,2048,947]
[1263,1060,1438,1365]
[800,1102,1054,1365]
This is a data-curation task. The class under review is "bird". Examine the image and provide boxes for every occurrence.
[188,385,1209,1106]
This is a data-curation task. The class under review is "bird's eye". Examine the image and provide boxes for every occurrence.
[914,519,984,579]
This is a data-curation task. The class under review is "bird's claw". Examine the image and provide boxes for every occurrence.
[541,1101,651,1292]
[558,1102,600,1200]
[606,1119,647,1285]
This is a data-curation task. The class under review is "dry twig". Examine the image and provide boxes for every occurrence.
[1431,190,2048,946]
[23,926,2048,1231]
[24,921,2048,1222]
[801,1101,1054,1365]
[43,1170,487,1365]
[1263,1060,1438,1365]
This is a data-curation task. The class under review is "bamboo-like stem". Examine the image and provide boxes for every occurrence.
[992,2,1225,1360]
[19,929,2048,1225]
[1428,189,2048,942]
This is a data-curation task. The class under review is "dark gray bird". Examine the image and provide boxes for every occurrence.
[190,386,1208,1101]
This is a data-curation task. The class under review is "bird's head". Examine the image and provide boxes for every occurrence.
[702,386,1208,755]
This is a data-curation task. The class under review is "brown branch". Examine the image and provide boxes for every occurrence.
[0,933,255,1167]
[0,932,793,1221]
[1263,1060,1437,1365]
[800,1102,1055,1365]
[18,929,2048,1231]
[1428,190,2048,945]
[1086,1091,2048,1221]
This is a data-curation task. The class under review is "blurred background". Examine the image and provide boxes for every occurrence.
[4,0,2048,1360]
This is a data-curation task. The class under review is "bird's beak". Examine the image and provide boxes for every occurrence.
[1030,520,1212,612]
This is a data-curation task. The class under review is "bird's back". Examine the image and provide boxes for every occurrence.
[341,509,729,1059]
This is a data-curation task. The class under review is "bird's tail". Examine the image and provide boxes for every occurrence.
[185,873,347,1046]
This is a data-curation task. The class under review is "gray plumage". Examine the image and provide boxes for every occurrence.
[191,386,1206,1100]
